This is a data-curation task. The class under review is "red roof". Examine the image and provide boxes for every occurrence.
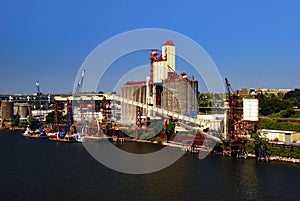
[124,81,147,86]
[163,40,174,46]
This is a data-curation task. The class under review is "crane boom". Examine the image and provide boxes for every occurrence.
[225,78,232,100]
[74,69,85,95]
[57,70,85,139]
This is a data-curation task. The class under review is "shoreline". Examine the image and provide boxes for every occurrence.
[3,128,300,164]
[128,138,300,164]
[268,156,300,163]
[244,153,300,163]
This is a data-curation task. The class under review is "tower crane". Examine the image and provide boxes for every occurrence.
[225,78,232,100]
[225,78,236,139]
[57,69,85,140]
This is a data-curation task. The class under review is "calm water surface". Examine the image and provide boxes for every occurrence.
[1,130,300,201]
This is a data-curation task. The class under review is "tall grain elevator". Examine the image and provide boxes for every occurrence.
[120,40,198,125]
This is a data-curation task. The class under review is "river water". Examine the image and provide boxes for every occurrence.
[1,130,300,201]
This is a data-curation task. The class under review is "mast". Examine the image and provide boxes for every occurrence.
[35,81,42,132]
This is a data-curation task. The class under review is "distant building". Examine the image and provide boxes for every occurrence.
[234,87,292,97]
[236,88,256,96]
[260,129,300,144]
[0,93,53,109]
[257,88,292,96]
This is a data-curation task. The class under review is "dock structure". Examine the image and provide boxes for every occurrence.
[109,94,222,143]
[109,94,210,128]
[51,41,223,143]
[54,92,212,130]
[52,93,222,143]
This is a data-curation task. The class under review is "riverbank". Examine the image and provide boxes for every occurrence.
[0,126,25,131]
[269,156,300,163]
[125,138,300,164]
[130,138,300,163]
[246,153,300,163]
[3,129,300,164]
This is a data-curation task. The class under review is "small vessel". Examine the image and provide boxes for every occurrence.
[49,134,79,143]
[22,126,54,139]
[49,126,81,143]
[23,133,49,139]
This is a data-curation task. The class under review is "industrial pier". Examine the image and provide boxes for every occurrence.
[3,40,299,159]
[0,40,253,154]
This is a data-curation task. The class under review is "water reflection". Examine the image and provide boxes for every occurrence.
[235,159,261,200]
[1,131,300,201]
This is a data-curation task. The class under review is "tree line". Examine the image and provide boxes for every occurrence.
[259,89,300,117]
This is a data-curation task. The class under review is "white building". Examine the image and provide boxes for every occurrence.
[152,40,176,84]
[260,129,300,144]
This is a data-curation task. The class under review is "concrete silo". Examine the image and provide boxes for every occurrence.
[1,101,14,121]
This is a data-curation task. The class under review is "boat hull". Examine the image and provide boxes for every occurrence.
[49,138,78,143]
[23,134,49,139]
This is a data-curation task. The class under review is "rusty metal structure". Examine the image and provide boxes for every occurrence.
[225,78,259,156]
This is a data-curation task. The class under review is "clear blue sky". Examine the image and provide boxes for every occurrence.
[1,0,299,94]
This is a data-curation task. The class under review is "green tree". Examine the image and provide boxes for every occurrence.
[261,118,300,132]
[28,116,39,130]
[283,88,300,100]
[11,114,20,127]
[277,92,285,100]
[260,93,273,115]
[245,141,256,154]
[18,121,28,129]
[198,93,211,107]
[46,111,55,124]
[260,93,294,116]
[251,133,269,157]
[165,122,175,142]
[288,98,299,108]
[279,108,295,118]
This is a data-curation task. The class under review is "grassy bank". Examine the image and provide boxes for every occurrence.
[261,118,300,132]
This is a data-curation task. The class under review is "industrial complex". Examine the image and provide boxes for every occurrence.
[1,40,300,158]
[120,40,198,125]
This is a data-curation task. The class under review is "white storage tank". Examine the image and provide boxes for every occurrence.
[19,103,32,119]
[243,98,259,121]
